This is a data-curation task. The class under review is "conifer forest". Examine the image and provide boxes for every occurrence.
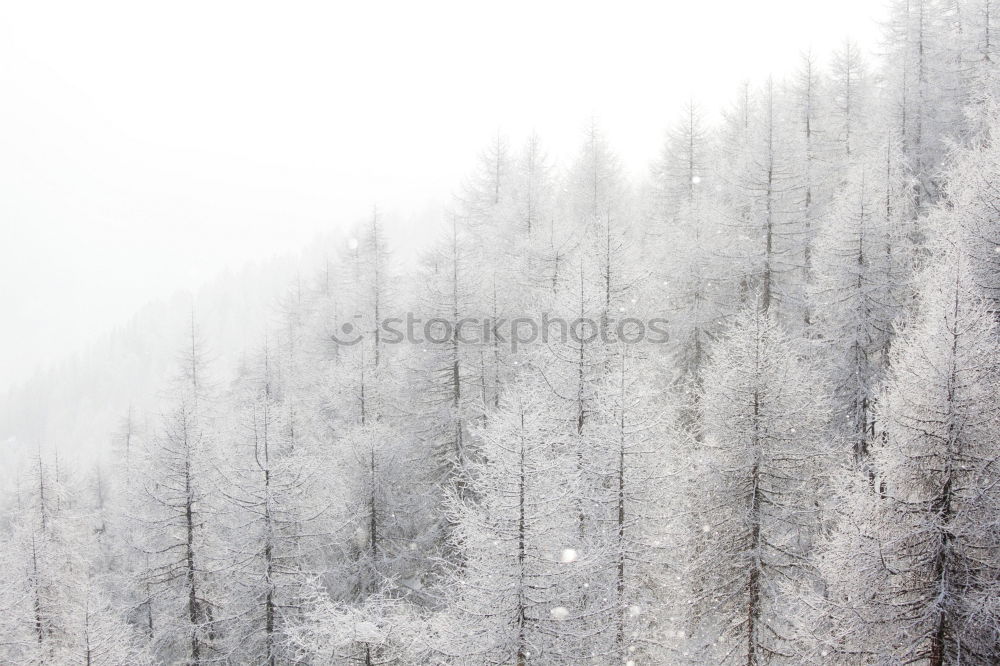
[5,1,1000,664]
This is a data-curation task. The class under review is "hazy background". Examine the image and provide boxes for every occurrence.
[0,0,885,391]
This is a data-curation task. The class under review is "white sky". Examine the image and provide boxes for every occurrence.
[0,0,886,389]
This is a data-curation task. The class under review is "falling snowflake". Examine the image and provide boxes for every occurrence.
[550,606,569,620]
[560,548,579,563]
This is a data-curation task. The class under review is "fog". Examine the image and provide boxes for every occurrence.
[10,2,1000,662]
[0,0,883,389]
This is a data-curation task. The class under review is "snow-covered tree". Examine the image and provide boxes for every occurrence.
[588,346,687,663]
[828,39,872,164]
[813,145,913,467]
[0,454,149,665]
[685,304,833,664]
[649,102,725,396]
[437,382,582,664]
[720,78,805,318]
[133,320,223,664]
[947,100,1000,312]
[820,248,1000,664]
[215,339,331,665]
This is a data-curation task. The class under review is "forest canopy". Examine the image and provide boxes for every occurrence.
[4,1,1000,664]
